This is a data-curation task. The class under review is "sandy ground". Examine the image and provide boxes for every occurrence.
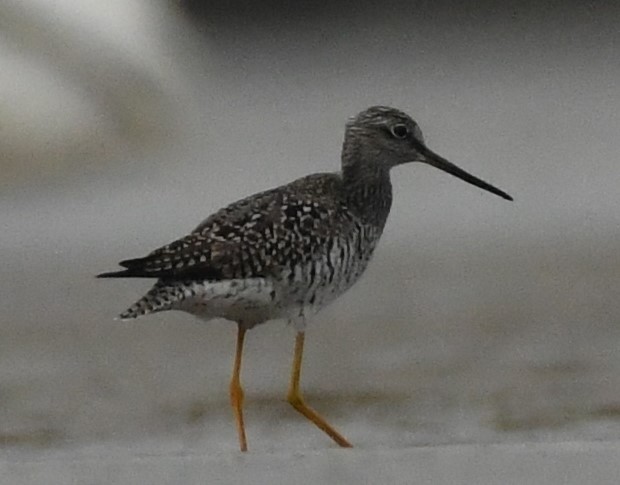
[2,236,620,455]
[2,1,620,483]
[3,441,620,485]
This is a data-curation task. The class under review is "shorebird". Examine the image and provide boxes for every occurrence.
[98,106,512,451]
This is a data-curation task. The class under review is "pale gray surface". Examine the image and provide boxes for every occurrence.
[1,1,620,483]
[2,441,620,485]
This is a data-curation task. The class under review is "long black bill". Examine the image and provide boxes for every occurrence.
[418,144,513,201]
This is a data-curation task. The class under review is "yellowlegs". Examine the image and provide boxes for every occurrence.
[98,106,512,451]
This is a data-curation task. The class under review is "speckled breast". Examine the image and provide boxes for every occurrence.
[276,222,383,318]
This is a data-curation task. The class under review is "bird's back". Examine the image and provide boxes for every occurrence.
[101,172,388,326]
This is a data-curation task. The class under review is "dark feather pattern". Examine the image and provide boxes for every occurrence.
[97,106,512,453]
[97,173,360,282]
[98,106,511,323]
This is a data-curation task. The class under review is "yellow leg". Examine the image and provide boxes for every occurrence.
[286,331,352,448]
[230,325,248,452]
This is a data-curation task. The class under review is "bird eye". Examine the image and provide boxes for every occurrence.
[390,124,408,139]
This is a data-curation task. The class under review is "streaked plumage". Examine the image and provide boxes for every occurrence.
[99,171,389,326]
[98,106,512,451]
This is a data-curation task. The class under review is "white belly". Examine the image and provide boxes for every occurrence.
[172,278,282,329]
[169,230,378,329]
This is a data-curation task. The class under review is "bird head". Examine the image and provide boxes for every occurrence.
[343,106,512,201]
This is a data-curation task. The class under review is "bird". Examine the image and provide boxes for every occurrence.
[98,106,512,452]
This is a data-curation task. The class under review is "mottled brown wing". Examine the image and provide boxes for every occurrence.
[97,174,351,281]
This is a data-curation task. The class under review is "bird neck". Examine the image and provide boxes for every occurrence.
[341,159,393,227]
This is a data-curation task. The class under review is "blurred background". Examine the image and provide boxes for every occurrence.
[1,0,620,455]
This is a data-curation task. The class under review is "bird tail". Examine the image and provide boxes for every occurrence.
[115,281,188,320]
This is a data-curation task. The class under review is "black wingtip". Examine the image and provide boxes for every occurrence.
[97,255,154,278]
[118,257,145,269]
[97,266,162,278]
[97,269,133,278]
